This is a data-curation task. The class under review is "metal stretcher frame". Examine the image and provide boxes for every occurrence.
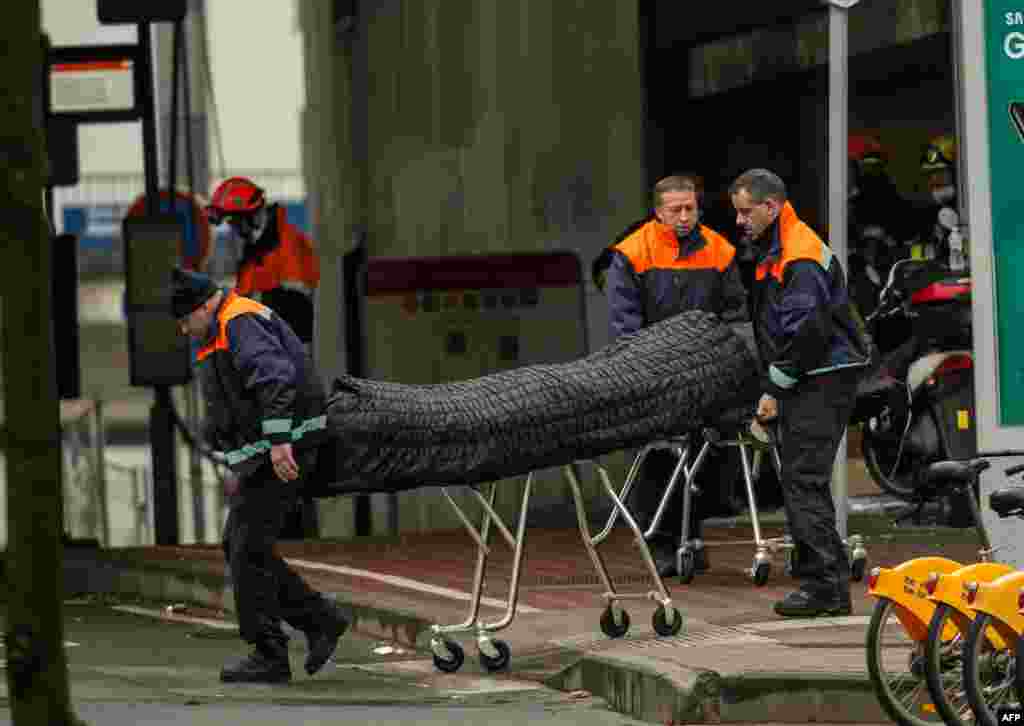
[427,453,687,674]
[635,421,869,585]
[422,420,867,673]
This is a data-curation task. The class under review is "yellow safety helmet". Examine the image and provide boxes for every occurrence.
[921,134,957,173]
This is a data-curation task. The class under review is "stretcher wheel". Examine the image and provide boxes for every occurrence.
[599,605,630,638]
[850,556,867,583]
[752,562,771,587]
[432,640,465,673]
[478,639,511,673]
[652,605,684,637]
[678,551,696,584]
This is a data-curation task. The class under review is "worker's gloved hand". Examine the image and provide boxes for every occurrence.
[755,393,778,422]
[750,393,778,444]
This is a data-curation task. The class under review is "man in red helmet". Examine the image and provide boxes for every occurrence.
[208,177,320,346]
[208,177,321,540]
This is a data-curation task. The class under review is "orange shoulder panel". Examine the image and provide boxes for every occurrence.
[195,292,272,361]
[612,220,660,274]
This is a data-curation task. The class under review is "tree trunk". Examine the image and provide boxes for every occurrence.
[1,3,81,724]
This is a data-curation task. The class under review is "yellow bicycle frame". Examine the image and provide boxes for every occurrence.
[967,570,1024,648]
[927,562,1015,649]
[868,557,964,641]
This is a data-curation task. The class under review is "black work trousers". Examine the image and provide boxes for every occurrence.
[776,369,861,600]
[222,451,328,647]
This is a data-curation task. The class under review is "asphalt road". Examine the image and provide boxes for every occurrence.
[0,600,651,726]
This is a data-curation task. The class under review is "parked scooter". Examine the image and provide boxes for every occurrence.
[851,258,975,512]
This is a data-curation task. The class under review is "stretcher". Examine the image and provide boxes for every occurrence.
[614,417,869,586]
[305,313,867,672]
[422,456,687,674]
[420,416,869,674]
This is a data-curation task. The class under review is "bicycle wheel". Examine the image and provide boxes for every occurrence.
[866,596,945,726]
[923,602,972,726]
[963,612,1018,726]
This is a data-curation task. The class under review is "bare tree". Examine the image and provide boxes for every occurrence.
[1,3,83,724]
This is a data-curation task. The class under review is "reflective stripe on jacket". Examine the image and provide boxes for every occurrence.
[752,202,871,393]
[607,220,748,340]
[196,289,327,476]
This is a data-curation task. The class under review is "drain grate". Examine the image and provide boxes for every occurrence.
[552,622,777,653]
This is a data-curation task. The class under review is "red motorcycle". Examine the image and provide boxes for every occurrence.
[852,259,975,509]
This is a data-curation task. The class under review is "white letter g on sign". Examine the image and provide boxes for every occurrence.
[1006,32,1024,59]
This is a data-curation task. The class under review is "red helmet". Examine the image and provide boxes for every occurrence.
[848,133,887,169]
[207,177,265,224]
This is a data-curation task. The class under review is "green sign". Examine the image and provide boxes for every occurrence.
[985,1,1024,425]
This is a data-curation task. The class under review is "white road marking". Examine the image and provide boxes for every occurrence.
[111,605,238,630]
[285,558,544,614]
[740,615,871,633]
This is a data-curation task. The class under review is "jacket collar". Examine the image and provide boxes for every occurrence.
[756,201,798,265]
[201,288,233,344]
[652,220,707,258]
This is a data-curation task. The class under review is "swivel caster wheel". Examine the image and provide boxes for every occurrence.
[431,639,465,673]
[478,639,511,673]
[678,551,696,585]
[599,605,630,638]
[850,556,868,583]
[652,605,684,637]
[752,561,771,587]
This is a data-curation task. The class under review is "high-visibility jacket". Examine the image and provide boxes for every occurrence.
[606,219,748,340]
[196,289,327,477]
[235,204,319,343]
[752,202,872,394]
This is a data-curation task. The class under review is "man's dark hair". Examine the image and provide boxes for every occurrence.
[729,168,787,204]
[652,173,703,209]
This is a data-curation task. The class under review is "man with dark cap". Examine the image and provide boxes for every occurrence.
[171,267,349,683]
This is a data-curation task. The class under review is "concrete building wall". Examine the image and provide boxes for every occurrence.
[300,1,648,536]
[354,1,646,267]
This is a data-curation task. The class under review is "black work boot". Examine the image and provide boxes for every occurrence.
[305,601,350,676]
[694,546,710,573]
[773,587,852,618]
[648,535,678,578]
[220,641,291,684]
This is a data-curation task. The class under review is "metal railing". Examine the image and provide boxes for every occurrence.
[61,399,153,547]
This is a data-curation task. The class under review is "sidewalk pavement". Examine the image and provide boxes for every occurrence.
[60,517,985,724]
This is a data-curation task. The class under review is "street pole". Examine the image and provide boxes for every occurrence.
[825,0,857,541]
[138,20,181,546]
[154,1,213,543]
[1,3,81,722]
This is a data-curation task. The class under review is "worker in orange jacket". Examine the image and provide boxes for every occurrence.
[207,176,321,540]
[207,177,320,346]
